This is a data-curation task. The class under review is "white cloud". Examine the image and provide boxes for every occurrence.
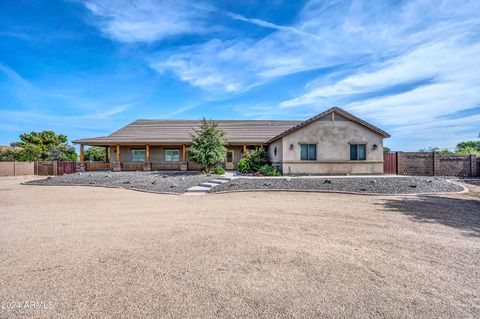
[83,0,211,42]
[281,39,480,108]
[149,0,480,93]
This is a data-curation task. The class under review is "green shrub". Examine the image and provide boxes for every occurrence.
[237,157,251,173]
[238,147,268,173]
[248,147,268,171]
[213,166,225,175]
[259,164,282,176]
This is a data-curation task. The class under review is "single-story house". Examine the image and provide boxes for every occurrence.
[73,107,390,175]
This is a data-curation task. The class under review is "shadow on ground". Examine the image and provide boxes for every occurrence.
[381,195,480,237]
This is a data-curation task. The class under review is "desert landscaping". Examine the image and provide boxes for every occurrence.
[1,176,479,318]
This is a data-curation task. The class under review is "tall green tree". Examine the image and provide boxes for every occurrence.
[84,146,106,161]
[0,130,77,161]
[188,119,227,172]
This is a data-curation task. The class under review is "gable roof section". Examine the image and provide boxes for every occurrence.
[73,120,302,145]
[267,107,390,143]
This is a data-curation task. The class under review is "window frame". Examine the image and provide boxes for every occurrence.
[350,144,367,161]
[164,148,180,162]
[300,143,317,161]
[131,149,146,162]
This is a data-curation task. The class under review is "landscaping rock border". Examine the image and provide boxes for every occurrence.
[25,171,215,194]
[210,176,466,195]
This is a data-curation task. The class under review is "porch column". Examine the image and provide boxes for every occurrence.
[112,144,121,172]
[80,144,84,162]
[104,146,108,162]
[144,144,152,171]
[181,144,187,171]
[77,144,85,172]
[243,144,247,153]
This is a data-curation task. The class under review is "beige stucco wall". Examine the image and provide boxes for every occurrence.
[267,138,283,165]
[271,113,385,175]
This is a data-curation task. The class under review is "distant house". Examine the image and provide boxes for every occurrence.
[73,107,390,175]
[0,146,23,153]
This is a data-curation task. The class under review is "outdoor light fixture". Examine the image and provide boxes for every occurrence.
[290,144,294,150]
[373,144,378,150]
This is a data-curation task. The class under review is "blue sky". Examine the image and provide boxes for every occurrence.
[1,0,479,151]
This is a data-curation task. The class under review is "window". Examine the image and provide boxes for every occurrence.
[300,144,317,160]
[131,149,146,162]
[164,149,180,161]
[350,144,366,160]
[274,146,277,156]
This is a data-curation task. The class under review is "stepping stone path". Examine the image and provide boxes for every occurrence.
[185,174,235,195]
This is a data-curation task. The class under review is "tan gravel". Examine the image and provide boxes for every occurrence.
[1,176,479,318]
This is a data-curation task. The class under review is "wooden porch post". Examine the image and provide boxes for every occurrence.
[116,144,120,162]
[243,144,247,153]
[146,144,150,162]
[80,144,84,162]
[182,144,186,161]
[104,146,109,162]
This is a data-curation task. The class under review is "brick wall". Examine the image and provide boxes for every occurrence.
[396,152,477,177]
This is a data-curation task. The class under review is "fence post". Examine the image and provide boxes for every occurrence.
[470,154,476,177]
[395,152,399,175]
[53,161,58,176]
[432,151,435,176]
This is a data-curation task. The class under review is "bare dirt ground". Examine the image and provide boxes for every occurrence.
[1,176,479,318]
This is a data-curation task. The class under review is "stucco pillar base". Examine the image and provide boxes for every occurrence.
[112,161,122,172]
[76,162,85,172]
[180,161,188,171]
[143,161,152,171]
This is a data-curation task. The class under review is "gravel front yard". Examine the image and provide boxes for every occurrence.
[26,171,215,193]
[212,176,464,194]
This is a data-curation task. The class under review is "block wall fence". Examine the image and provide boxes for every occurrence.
[394,152,477,177]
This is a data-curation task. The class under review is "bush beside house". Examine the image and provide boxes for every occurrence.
[238,147,282,176]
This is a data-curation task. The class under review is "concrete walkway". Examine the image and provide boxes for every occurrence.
[185,171,237,194]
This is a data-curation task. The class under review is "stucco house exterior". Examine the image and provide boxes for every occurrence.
[73,107,390,175]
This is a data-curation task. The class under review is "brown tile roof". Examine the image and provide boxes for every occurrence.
[73,120,302,145]
[73,107,390,146]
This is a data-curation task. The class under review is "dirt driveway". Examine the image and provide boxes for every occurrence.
[1,176,479,318]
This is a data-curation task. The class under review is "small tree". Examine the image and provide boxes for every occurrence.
[84,146,106,161]
[49,144,77,161]
[188,119,227,172]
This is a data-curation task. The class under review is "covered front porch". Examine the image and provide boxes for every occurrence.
[78,144,256,171]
